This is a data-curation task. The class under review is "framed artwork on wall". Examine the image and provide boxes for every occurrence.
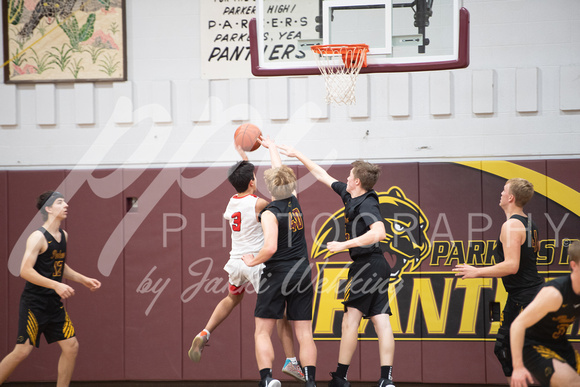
[2,0,127,83]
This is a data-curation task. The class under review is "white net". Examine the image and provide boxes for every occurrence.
[311,44,369,105]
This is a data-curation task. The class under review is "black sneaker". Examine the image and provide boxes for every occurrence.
[328,372,350,387]
[377,378,395,387]
[259,376,281,387]
[305,380,317,387]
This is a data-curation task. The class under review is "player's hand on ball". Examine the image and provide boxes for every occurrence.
[258,135,274,149]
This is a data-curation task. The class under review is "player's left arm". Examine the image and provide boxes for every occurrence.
[327,221,386,252]
[242,210,278,266]
[62,232,101,291]
[510,286,562,387]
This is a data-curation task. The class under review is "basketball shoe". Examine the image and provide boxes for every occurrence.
[377,378,395,387]
[282,358,305,381]
[188,331,209,362]
[259,376,281,387]
[328,372,350,387]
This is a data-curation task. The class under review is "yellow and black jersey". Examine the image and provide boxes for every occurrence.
[496,214,544,294]
[23,227,67,297]
[526,275,580,344]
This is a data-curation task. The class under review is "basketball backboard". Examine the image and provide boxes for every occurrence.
[250,0,469,76]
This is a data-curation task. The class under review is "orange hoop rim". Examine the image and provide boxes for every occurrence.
[310,43,369,56]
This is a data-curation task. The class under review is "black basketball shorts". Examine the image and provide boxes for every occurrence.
[17,293,75,348]
[522,340,580,387]
[255,258,314,321]
[343,254,392,318]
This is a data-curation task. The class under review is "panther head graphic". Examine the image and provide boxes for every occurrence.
[311,186,431,284]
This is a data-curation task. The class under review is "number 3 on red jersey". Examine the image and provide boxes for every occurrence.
[232,211,242,231]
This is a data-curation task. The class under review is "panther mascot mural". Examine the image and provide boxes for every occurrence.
[312,186,432,286]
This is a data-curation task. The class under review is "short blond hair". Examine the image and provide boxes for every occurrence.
[264,165,296,200]
[507,178,534,207]
[569,241,580,265]
[351,160,381,191]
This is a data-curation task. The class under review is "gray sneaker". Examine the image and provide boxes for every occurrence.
[282,358,306,381]
[187,332,208,362]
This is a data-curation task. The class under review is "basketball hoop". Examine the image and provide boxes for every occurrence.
[311,44,369,105]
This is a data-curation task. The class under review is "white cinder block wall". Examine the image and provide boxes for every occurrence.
[0,0,579,169]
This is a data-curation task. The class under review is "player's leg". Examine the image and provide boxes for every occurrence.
[278,316,305,381]
[277,314,295,358]
[204,289,245,333]
[371,313,395,386]
[339,307,364,364]
[56,337,79,387]
[188,285,245,362]
[0,342,34,383]
[549,359,580,387]
[255,317,277,369]
[255,317,280,387]
[371,313,395,365]
[328,307,362,386]
[294,319,318,385]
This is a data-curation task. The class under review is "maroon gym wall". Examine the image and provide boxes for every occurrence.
[1,160,580,384]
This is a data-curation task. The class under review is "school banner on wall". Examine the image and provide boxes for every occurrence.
[199,0,318,79]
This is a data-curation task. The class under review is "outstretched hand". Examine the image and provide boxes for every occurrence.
[277,144,299,158]
[452,264,479,278]
[258,135,275,149]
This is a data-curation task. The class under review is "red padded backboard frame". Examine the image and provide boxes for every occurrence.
[250,7,470,76]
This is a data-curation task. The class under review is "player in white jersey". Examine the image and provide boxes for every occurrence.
[223,192,265,293]
[188,146,305,382]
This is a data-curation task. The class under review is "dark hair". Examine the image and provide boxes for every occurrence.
[227,161,255,193]
[37,191,65,221]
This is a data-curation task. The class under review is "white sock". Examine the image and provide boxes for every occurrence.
[288,357,298,364]
[201,329,211,341]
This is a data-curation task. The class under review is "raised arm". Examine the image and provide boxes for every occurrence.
[235,145,249,161]
[259,135,282,168]
[278,144,337,188]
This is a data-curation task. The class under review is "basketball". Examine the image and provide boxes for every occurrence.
[234,123,261,152]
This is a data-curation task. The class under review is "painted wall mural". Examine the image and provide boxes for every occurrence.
[2,0,126,83]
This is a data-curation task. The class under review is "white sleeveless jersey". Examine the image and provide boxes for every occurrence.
[224,194,264,259]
